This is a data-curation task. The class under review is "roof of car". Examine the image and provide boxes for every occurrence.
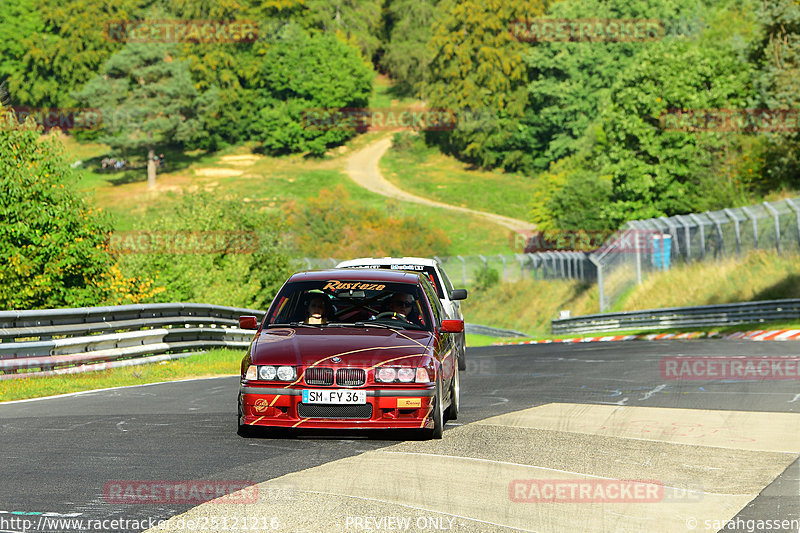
[335,257,438,267]
[288,269,424,284]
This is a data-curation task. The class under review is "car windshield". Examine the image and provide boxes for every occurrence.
[266,279,432,331]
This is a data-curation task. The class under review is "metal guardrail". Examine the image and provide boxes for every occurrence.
[464,323,529,338]
[551,299,800,335]
[0,303,264,380]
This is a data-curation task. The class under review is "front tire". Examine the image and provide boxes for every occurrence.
[457,336,466,371]
[425,376,444,439]
[447,365,459,421]
[237,393,257,438]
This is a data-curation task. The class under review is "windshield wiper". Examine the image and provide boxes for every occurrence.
[267,322,320,329]
[353,321,403,330]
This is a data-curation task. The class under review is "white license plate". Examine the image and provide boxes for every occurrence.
[302,389,366,404]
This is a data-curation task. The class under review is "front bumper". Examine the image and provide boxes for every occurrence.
[239,384,436,430]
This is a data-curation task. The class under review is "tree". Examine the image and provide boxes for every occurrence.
[1,0,137,108]
[380,0,441,95]
[73,43,216,187]
[521,0,707,173]
[749,0,800,188]
[300,0,383,62]
[0,107,151,309]
[423,0,548,169]
[248,23,374,155]
[594,38,755,224]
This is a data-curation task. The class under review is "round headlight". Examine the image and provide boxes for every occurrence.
[259,365,276,380]
[377,367,397,382]
[397,367,415,383]
[276,366,295,381]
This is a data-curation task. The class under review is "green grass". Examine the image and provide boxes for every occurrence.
[61,129,513,254]
[380,134,539,222]
[0,349,243,402]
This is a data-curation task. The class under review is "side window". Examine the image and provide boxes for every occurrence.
[437,263,455,296]
[420,279,443,325]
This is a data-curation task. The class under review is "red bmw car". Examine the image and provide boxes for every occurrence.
[237,269,462,439]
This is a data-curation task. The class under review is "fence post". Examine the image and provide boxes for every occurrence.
[675,215,692,261]
[724,208,742,258]
[527,253,539,280]
[689,214,706,260]
[589,254,605,312]
[705,211,725,259]
[786,199,800,252]
[741,206,758,250]
[304,257,312,270]
[659,217,680,262]
[497,254,507,281]
[456,255,466,286]
[763,201,781,255]
[516,254,526,281]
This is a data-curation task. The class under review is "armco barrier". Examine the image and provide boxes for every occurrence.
[551,299,800,335]
[0,303,265,379]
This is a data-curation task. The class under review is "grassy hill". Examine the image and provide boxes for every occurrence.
[462,249,800,337]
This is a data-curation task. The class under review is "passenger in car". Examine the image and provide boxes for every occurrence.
[388,293,415,319]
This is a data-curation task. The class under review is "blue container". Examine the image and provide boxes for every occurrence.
[652,234,672,270]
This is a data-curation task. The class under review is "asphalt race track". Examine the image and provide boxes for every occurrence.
[2,340,800,532]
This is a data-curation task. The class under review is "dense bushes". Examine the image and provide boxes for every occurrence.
[0,109,153,309]
[284,186,451,258]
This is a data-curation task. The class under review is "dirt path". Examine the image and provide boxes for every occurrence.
[345,136,536,237]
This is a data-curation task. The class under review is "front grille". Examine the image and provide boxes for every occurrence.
[304,367,334,386]
[297,403,373,419]
[336,368,366,386]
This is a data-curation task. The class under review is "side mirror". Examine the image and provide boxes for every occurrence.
[450,289,468,300]
[239,316,259,330]
[440,319,464,333]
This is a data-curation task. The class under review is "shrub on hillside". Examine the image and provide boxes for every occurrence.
[116,191,291,309]
[0,108,154,309]
[283,185,451,258]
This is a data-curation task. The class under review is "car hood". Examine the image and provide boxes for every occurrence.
[250,327,434,367]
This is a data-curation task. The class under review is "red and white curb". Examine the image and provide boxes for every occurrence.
[493,329,800,346]
[724,329,800,341]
